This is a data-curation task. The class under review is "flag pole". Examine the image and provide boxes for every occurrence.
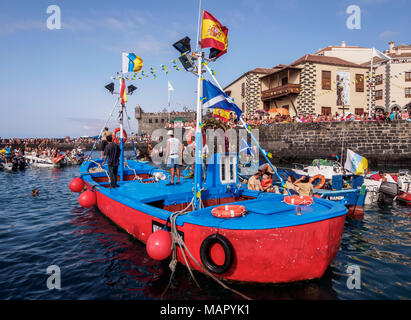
[193,8,203,210]
[369,48,374,118]
[203,64,289,194]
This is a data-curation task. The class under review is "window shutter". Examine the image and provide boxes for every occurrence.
[356,74,364,92]
[322,71,331,90]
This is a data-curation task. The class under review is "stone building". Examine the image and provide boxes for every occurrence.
[223,67,281,117]
[260,54,370,116]
[134,106,196,135]
[363,41,411,113]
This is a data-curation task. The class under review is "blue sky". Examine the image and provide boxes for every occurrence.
[0,0,409,138]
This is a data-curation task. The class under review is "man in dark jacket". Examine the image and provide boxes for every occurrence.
[102,135,121,188]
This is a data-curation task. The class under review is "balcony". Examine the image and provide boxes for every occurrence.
[261,83,301,100]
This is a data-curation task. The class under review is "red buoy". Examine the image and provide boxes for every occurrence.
[78,190,97,208]
[146,230,172,260]
[69,177,85,193]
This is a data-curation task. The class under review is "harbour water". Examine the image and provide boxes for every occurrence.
[0,164,410,300]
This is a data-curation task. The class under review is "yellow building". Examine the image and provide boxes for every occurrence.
[260,54,370,116]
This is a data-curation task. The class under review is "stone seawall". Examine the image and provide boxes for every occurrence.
[257,120,411,168]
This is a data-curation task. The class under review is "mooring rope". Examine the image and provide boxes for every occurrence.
[160,197,252,300]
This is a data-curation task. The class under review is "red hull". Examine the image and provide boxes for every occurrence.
[397,192,411,206]
[347,205,364,219]
[88,185,346,284]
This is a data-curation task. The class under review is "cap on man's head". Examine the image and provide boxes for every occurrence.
[167,130,174,136]
[267,165,274,174]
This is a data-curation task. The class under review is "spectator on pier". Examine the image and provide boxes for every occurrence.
[165,130,183,186]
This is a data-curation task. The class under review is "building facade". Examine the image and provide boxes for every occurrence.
[260,55,370,116]
[223,67,281,117]
[370,41,411,113]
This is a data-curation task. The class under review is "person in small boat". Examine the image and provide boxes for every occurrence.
[102,135,121,188]
[165,130,183,185]
[32,189,39,197]
[283,175,299,195]
[248,170,263,191]
[294,176,314,196]
[101,127,112,158]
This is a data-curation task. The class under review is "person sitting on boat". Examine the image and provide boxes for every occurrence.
[101,127,112,158]
[294,175,314,196]
[283,175,299,195]
[165,130,183,186]
[102,135,121,188]
[259,163,276,176]
[261,172,280,193]
[248,170,263,191]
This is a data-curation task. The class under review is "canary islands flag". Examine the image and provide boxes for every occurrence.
[201,11,228,59]
[120,78,127,105]
[202,79,242,119]
[344,149,368,175]
[122,52,143,73]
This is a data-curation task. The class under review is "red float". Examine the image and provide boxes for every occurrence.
[146,229,173,260]
[78,190,97,208]
[69,177,85,193]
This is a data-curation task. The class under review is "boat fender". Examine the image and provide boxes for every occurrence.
[309,175,326,189]
[200,233,233,275]
[112,128,128,144]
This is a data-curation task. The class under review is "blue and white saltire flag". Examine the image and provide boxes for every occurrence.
[202,79,242,119]
[344,149,368,175]
[240,139,255,157]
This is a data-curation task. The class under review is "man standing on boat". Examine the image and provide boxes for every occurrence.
[102,135,120,188]
[165,130,183,185]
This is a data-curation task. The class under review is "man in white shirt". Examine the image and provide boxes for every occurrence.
[165,130,183,185]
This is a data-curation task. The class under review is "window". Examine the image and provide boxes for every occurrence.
[406,72,411,82]
[148,119,152,123]
[241,82,245,98]
[355,74,364,92]
[405,87,411,98]
[155,119,158,123]
[281,77,288,86]
[355,108,364,115]
[322,71,331,90]
[375,74,383,85]
[321,107,331,115]
[375,90,383,100]
[161,119,165,123]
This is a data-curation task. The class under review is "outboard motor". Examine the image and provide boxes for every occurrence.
[378,181,399,205]
[17,156,26,170]
[11,157,19,171]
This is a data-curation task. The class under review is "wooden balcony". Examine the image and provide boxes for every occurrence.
[261,83,301,101]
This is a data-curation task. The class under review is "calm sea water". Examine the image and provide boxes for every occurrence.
[0,163,410,300]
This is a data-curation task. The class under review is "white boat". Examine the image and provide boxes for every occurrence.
[24,155,60,168]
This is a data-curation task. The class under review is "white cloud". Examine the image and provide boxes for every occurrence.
[379,30,400,38]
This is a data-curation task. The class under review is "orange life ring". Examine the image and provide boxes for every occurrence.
[187,127,206,146]
[112,128,127,144]
[309,174,326,189]
[284,195,314,206]
[212,205,246,218]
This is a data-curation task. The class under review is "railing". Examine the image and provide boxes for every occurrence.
[261,83,301,100]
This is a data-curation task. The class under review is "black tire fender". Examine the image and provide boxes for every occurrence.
[200,233,234,274]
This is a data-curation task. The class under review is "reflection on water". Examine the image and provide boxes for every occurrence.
[0,165,409,300]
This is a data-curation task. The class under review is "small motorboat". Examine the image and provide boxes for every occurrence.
[24,155,61,168]
[396,192,411,206]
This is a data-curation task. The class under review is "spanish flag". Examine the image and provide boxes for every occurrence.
[201,11,228,59]
[213,108,230,122]
[120,78,127,105]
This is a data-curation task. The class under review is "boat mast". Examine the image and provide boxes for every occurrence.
[193,5,203,210]
[119,78,125,182]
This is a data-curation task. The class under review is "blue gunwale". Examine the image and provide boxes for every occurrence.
[80,160,347,230]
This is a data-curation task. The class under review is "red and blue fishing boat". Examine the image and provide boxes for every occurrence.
[69,8,348,287]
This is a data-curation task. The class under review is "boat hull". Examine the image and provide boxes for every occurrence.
[88,184,346,284]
